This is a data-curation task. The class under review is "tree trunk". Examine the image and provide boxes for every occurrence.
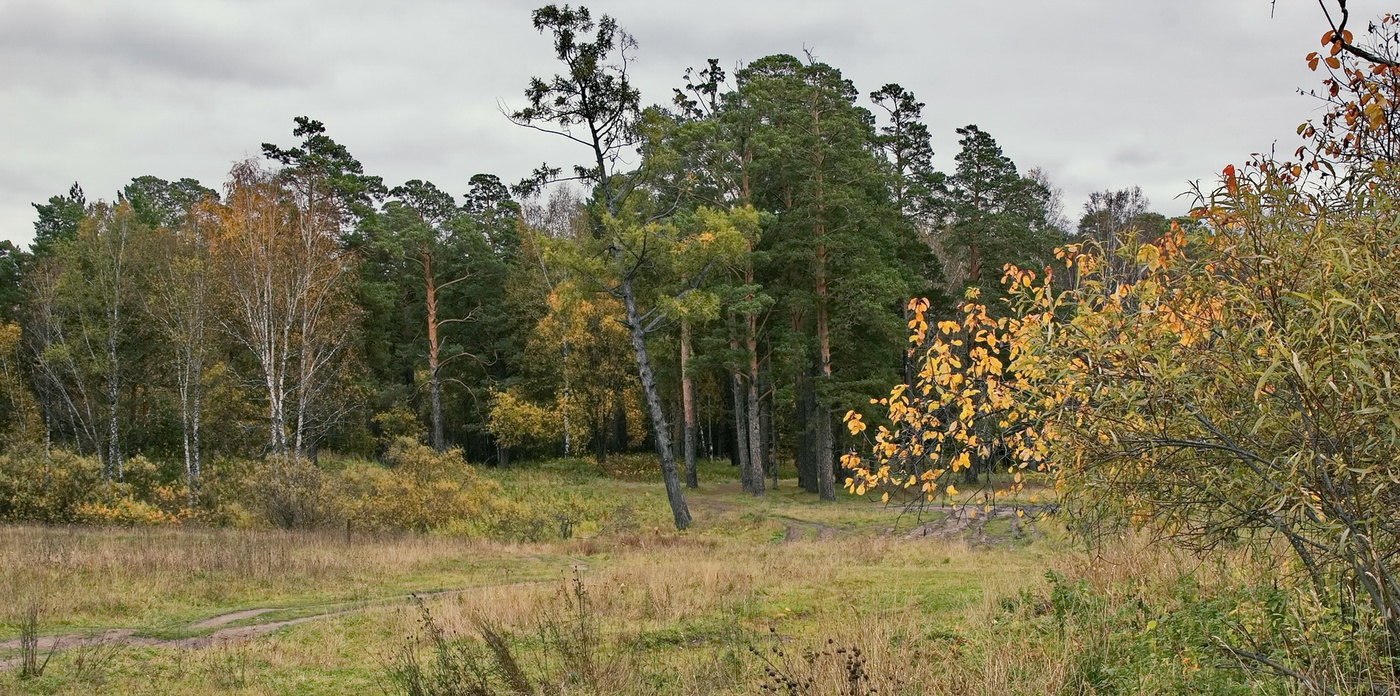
[268,379,287,460]
[745,333,765,496]
[423,253,446,451]
[810,89,836,502]
[177,342,204,506]
[619,275,690,530]
[429,370,444,450]
[105,318,122,481]
[610,399,628,452]
[294,385,306,459]
[191,364,202,480]
[681,320,698,488]
[796,375,817,494]
[595,412,607,466]
[732,370,751,491]
[814,403,835,501]
[270,325,291,462]
[813,250,835,501]
[561,341,572,456]
[180,386,192,504]
[760,369,775,489]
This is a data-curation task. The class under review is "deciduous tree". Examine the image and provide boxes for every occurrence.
[212,160,360,461]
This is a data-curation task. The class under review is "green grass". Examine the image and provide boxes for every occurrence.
[0,452,1282,696]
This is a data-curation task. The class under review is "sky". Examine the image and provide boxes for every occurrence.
[0,0,1380,247]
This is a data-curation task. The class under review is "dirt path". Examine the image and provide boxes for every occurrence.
[774,515,841,542]
[903,504,1057,543]
[685,493,845,542]
[0,580,550,672]
[189,608,275,629]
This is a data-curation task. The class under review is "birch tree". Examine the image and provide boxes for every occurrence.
[149,199,218,494]
[511,4,693,528]
[212,161,359,461]
[29,203,150,478]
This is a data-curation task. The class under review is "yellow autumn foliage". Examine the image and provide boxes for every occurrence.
[338,438,502,533]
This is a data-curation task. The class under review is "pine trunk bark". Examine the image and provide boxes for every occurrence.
[745,335,765,496]
[796,375,817,494]
[810,89,836,501]
[423,253,445,451]
[732,366,752,493]
[681,321,698,489]
[814,295,835,501]
[760,369,775,489]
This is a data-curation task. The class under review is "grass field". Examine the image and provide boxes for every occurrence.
[0,458,1290,695]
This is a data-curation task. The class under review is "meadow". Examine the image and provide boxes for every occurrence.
[0,458,1302,696]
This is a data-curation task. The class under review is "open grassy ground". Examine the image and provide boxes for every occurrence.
[0,458,1282,695]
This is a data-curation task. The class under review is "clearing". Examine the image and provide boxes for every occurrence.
[0,459,1058,695]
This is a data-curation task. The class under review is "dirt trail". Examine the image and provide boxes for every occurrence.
[775,515,841,542]
[0,581,550,672]
[685,493,844,542]
[189,608,274,629]
[903,504,1057,542]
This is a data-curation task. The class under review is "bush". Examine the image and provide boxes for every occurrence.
[242,456,346,530]
[0,440,515,536]
[0,448,196,525]
[74,496,182,526]
[0,447,103,523]
[339,439,501,533]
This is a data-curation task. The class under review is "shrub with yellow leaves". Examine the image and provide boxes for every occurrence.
[850,130,1400,683]
[339,437,502,533]
[842,286,1055,508]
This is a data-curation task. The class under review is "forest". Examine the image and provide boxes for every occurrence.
[3,1,1400,694]
[0,6,1103,529]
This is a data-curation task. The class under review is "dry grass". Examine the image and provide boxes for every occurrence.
[373,535,1056,695]
[0,525,568,636]
[0,519,1051,695]
[0,461,1319,696]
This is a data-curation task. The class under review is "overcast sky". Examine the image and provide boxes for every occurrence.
[0,0,1380,247]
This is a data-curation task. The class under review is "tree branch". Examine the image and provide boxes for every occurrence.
[1216,640,1337,696]
[1319,0,1400,67]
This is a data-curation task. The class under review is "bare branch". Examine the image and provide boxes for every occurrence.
[1216,640,1338,696]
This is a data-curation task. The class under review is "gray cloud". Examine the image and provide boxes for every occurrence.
[0,0,1388,245]
[0,0,316,88]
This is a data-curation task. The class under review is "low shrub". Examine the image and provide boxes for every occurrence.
[73,496,183,526]
[0,447,103,523]
[0,447,193,525]
[240,456,347,530]
[0,439,603,538]
[339,438,500,533]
